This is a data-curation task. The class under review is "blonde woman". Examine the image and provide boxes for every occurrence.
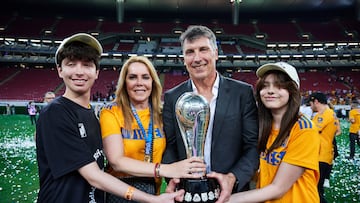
[99,56,205,202]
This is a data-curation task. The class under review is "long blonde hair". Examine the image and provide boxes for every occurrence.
[114,56,163,130]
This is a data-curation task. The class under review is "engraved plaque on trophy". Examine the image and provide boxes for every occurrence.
[175,92,220,203]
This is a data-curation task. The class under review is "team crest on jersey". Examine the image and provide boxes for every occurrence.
[78,123,87,138]
[317,117,324,123]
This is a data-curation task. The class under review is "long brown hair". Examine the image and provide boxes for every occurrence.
[114,56,163,130]
[256,70,301,153]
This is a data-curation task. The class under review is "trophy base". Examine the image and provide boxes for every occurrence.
[176,177,220,203]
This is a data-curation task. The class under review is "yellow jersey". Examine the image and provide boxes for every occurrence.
[258,115,320,203]
[312,108,338,164]
[99,103,166,190]
[349,108,360,134]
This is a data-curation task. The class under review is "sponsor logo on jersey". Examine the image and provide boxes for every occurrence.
[78,123,87,138]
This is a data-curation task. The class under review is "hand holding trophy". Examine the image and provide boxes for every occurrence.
[175,92,220,203]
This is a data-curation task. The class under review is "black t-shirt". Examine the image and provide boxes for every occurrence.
[36,96,105,203]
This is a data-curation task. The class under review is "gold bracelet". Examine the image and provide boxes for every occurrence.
[155,163,161,178]
[125,186,135,200]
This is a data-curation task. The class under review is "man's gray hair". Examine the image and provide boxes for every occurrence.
[179,25,218,50]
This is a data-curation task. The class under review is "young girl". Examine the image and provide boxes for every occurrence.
[226,62,320,202]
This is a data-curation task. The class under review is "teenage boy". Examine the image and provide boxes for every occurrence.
[35,33,183,203]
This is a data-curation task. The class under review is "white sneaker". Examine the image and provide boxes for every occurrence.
[323,179,330,188]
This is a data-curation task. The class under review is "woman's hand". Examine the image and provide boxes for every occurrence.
[152,188,184,203]
[162,157,207,178]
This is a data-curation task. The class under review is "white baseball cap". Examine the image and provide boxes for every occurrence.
[256,62,300,88]
[55,33,103,65]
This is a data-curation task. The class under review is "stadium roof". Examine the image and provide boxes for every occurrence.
[1,0,360,69]
[2,0,359,24]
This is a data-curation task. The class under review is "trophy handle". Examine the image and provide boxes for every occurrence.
[185,130,194,159]
[193,109,208,158]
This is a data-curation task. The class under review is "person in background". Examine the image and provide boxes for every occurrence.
[299,100,313,119]
[36,33,184,203]
[5,103,11,115]
[162,25,259,202]
[227,62,320,202]
[27,101,37,125]
[347,102,360,159]
[309,92,338,203]
[39,91,56,112]
[323,103,341,188]
[99,55,206,203]
[34,91,57,140]
[10,104,15,115]
[43,91,56,104]
[340,108,347,120]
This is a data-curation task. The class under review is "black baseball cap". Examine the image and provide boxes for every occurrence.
[308,92,327,104]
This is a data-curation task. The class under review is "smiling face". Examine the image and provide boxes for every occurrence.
[125,62,153,108]
[259,73,290,114]
[182,36,218,82]
[57,58,99,99]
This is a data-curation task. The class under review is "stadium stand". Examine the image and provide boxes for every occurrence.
[232,71,257,87]
[257,20,302,42]
[220,42,239,55]
[0,66,18,82]
[1,8,360,103]
[163,71,189,92]
[1,16,55,38]
[54,18,99,38]
[100,21,135,34]
[298,20,346,42]
[299,71,347,93]
[91,68,119,102]
[0,68,62,101]
[116,40,136,53]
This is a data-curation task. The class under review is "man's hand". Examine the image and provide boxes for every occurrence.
[207,172,236,203]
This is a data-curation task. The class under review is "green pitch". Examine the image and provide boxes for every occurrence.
[0,115,359,202]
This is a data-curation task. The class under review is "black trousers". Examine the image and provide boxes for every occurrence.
[318,162,331,203]
[29,115,37,125]
[349,132,360,158]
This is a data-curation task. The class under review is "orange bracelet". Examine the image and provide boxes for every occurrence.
[125,186,135,200]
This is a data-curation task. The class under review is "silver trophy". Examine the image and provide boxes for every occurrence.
[176,92,210,159]
[175,92,220,203]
